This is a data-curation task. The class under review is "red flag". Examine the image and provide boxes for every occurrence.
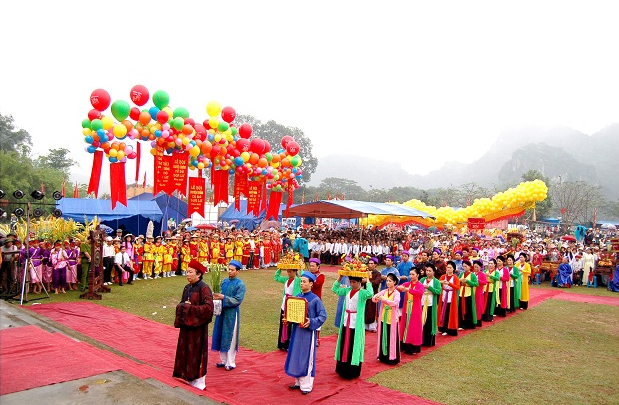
[246,181,261,215]
[212,170,229,205]
[73,182,79,198]
[188,177,205,217]
[87,150,104,197]
[267,191,283,220]
[234,174,248,211]
[110,162,127,209]
[167,151,188,196]
[260,182,268,214]
[61,181,66,197]
[142,172,147,188]
[135,142,141,183]
[285,183,294,217]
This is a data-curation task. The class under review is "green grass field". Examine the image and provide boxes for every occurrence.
[22,269,619,404]
[369,299,619,405]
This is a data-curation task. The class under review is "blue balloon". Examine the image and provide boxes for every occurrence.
[207,133,215,142]
[233,156,244,166]
[155,130,162,138]
[100,134,109,143]
[97,129,106,137]
[85,135,94,144]
[109,157,118,163]
[228,169,235,175]
[149,106,160,120]
[87,146,96,153]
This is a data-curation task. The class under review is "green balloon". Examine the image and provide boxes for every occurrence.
[173,107,189,119]
[90,119,103,131]
[218,122,229,132]
[81,118,91,129]
[265,152,273,162]
[230,127,238,136]
[152,90,170,109]
[111,100,130,121]
[172,117,184,130]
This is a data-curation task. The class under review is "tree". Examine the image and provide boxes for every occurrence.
[0,113,32,154]
[319,177,366,200]
[550,181,603,226]
[235,114,317,184]
[521,170,552,219]
[37,148,77,177]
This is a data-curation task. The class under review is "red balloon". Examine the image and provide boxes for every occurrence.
[88,109,102,121]
[184,118,195,126]
[286,141,300,156]
[156,110,169,124]
[250,138,266,154]
[129,107,141,121]
[236,138,250,152]
[238,123,253,139]
[210,144,221,158]
[203,119,211,130]
[221,106,236,123]
[130,85,149,106]
[281,135,294,148]
[90,89,111,111]
[263,140,271,153]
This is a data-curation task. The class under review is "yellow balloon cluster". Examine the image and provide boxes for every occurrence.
[364,180,548,228]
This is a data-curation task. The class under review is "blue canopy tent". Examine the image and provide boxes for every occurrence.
[129,193,188,235]
[219,200,302,231]
[57,198,163,236]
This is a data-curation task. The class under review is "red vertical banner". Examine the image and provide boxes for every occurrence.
[188,177,206,217]
[260,182,268,214]
[110,162,127,209]
[87,150,103,197]
[168,151,188,196]
[234,174,248,211]
[266,191,283,220]
[285,183,294,217]
[213,170,229,206]
[246,180,261,215]
[135,142,141,183]
[152,145,165,195]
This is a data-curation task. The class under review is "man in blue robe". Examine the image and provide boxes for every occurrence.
[284,271,327,395]
[396,251,413,310]
[609,264,619,292]
[557,256,573,287]
[380,255,400,290]
[211,260,246,371]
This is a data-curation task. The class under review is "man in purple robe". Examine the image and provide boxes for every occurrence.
[173,260,214,390]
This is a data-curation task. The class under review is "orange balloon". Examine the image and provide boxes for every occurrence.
[167,142,175,148]
[111,143,120,150]
[249,153,259,165]
[122,120,133,133]
[148,134,155,141]
[219,146,227,156]
[182,124,193,135]
[141,129,150,138]
[257,157,268,168]
[139,111,151,125]
[156,137,166,145]
[201,141,212,155]
[119,142,126,150]
[271,154,281,164]
[281,158,290,167]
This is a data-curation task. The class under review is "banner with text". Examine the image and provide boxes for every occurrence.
[188,177,206,217]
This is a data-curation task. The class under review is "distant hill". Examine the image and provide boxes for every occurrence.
[310,125,619,199]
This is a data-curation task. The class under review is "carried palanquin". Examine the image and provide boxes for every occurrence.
[277,251,306,270]
[338,257,368,278]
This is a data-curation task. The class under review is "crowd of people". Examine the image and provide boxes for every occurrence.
[169,224,618,395]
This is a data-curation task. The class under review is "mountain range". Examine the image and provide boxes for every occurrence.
[309,124,619,199]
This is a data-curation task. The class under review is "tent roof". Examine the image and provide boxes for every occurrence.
[57,198,163,222]
[287,200,434,219]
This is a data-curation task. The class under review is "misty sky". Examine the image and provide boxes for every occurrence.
[2,1,619,191]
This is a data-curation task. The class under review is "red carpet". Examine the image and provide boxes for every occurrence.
[16,287,589,404]
[0,325,120,395]
[554,291,619,306]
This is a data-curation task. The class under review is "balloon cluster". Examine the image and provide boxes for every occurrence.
[402,180,548,225]
[80,86,303,193]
